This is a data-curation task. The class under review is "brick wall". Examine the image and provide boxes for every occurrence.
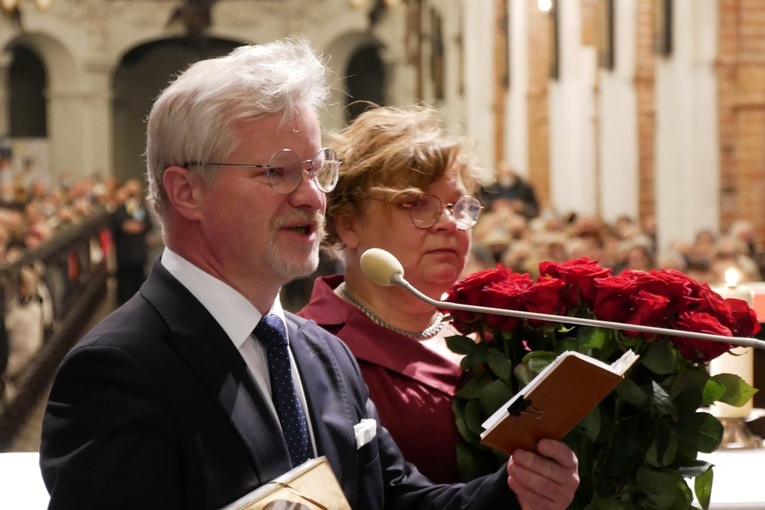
[526,0,552,210]
[718,0,765,242]
[635,0,657,226]
[523,0,765,242]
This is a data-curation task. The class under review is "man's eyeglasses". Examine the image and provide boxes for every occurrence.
[399,194,483,230]
[188,148,341,195]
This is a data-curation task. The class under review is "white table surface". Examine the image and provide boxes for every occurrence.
[2,448,764,509]
[698,448,765,509]
[0,452,49,509]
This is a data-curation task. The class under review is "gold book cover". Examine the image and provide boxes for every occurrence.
[221,457,350,510]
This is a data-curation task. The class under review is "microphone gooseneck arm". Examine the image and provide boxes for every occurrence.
[393,274,765,350]
[361,248,765,350]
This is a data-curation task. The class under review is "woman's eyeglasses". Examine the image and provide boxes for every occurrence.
[187,147,341,195]
[399,194,483,230]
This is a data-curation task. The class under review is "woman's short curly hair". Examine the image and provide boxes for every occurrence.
[324,104,494,251]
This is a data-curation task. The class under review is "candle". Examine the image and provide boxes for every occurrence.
[740,281,765,322]
[710,268,755,419]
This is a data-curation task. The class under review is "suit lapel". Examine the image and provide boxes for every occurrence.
[287,317,359,500]
[140,261,293,482]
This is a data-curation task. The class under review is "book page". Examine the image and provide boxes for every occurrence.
[611,349,640,375]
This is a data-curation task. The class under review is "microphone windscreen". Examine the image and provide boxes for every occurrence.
[361,248,404,287]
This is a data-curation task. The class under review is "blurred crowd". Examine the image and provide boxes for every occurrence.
[0,173,116,263]
[0,171,158,402]
[471,169,764,287]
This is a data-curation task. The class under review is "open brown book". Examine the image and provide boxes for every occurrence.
[480,349,639,454]
[221,456,351,510]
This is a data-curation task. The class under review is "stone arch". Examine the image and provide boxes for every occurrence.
[322,31,385,133]
[3,31,79,93]
[8,43,46,138]
[111,36,244,184]
[2,32,80,183]
[345,44,385,123]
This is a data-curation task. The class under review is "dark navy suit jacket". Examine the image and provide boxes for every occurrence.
[40,260,518,509]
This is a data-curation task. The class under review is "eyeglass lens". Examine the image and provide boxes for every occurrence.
[267,148,340,194]
[409,195,482,230]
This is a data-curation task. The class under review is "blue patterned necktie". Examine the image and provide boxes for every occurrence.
[255,314,312,467]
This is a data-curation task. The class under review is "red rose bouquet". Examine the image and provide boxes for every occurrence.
[443,258,759,509]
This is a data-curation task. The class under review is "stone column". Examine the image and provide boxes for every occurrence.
[81,58,114,179]
[0,50,12,136]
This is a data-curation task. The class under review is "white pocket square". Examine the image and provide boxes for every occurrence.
[353,419,377,449]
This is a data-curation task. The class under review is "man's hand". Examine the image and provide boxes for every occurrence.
[506,439,579,510]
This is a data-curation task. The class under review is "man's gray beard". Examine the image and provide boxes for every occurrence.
[264,241,320,282]
[264,212,326,282]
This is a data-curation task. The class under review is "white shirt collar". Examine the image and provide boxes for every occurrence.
[160,247,286,348]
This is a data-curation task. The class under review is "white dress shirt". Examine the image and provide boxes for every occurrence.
[160,247,316,452]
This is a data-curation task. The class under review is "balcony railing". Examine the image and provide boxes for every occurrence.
[0,210,111,450]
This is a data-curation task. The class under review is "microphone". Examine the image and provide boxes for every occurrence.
[359,248,765,350]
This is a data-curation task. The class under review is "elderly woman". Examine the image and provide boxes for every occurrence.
[299,105,578,496]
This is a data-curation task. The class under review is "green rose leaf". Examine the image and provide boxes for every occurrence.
[446,334,479,355]
[513,362,536,387]
[586,500,634,510]
[486,347,513,381]
[571,405,601,443]
[712,373,758,407]
[479,379,514,415]
[453,401,475,443]
[641,340,679,375]
[694,465,714,510]
[523,351,556,374]
[650,381,678,418]
[671,367,709,415]
[521,350,556,364]
[615,377,649,407]
[464,399,487,437]
[600,418,642,480]
[455,370,492,400]
[701,377,726,406]
[645,419,677,467]
[636,466,693,510]
[460,345,488,370]
[670,365,709,399]
[678,411,723,454]
[576,326,607,353]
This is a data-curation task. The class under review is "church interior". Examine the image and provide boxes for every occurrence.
[1,0,764,508]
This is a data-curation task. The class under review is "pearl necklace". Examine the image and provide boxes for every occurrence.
[336,282,446,340]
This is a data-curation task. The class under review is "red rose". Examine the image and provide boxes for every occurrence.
[484,273,534,330]
[724,297,762,338]
[521,276,567,325]
[694,287,733,327]
[642,269,705,311]
[445,265,512,304]
[443,265,514,332]
[540,258,612,306]
[672,310,733,362]
[592,273,636,323]
[648,268,701,292]
[628,270,672,298]
[624,290,671,338]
